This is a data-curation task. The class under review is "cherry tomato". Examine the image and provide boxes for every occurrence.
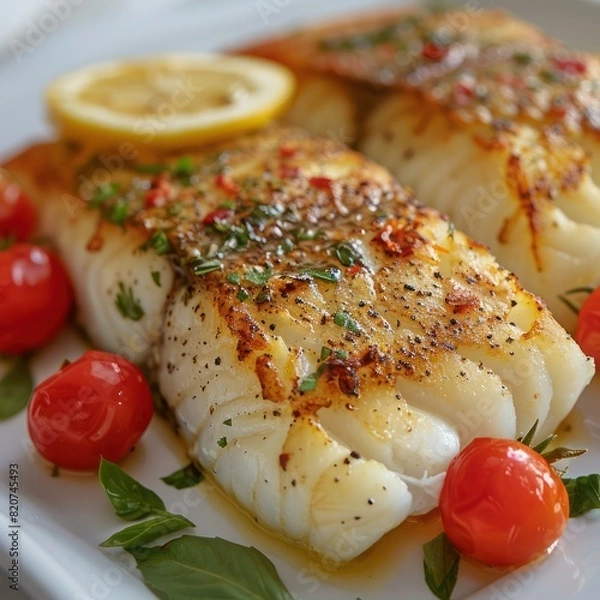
[0,175,36,241]
[439,437,569,567]
[0,243,73,354]
[27,351,154,470]
[576,287,600,364]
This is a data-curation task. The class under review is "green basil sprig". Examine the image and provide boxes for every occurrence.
[98,458,292,599]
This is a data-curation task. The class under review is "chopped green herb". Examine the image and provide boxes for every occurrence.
[513,51,533,65]
[90,183,120,207]
[255,290,271,304]
[217,436,228,448]
[223,418,232,426]
[276,238,294,256]
[226,272,240,285]
[294,228,323,241]
[151,271,161,287]
[161,463,204,489]
[331,242,360,266]
[115,282,145,321]
[136,163,168,174]
[301,266,342,283]
[236,289,249,302]
[172,156,194,182]
[167,203,183,217]
[189,258,222,276]
[244,266,273,286]
[147,230,172,256]
[108,198,129,226]
[300,374,318,392]
[319,347,332,362]
[335,349,349,360]
[333,310,360,334]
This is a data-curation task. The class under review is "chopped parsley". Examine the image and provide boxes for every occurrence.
[115,282,145,321]
[108,198,129,226]
[217,436,228,448]
[244,266,273,286]
[151,271,161,287]
[301,266,342,283]
[172,156,194,182]
[330,242,360,267]
[334,310,360,334]
[90,183,120,207]
[147,231,172,256]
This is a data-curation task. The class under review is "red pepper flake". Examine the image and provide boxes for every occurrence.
[453,81,475,106]
[422,42,448,61]
[215,173,239,196]
[202,208,234,225]
[279,145,296,158]
[552,56,586,75]
[279,165,301,179]
[309,176,333,192]
[347,264,363,276]
[144,177,171,208]
[374,220,425,257]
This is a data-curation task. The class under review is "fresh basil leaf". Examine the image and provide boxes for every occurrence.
[129,535,293,600]
[99,458,166,521]
[0,358,33,421]
[100,514,194,548]
[563,474,600,517]
[423,533,460,600]
[161,463,204,490]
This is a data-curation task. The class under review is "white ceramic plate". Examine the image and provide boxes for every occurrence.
[1,1,600,599]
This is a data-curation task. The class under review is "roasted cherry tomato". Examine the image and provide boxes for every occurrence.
[0,243,73,354]
[576,287,600,364]
[440,437,569,567]
[27,351,154,470]
[0,175,36,241]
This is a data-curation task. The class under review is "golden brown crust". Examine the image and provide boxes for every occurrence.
[243,7,600,134]
[5,127,566,416]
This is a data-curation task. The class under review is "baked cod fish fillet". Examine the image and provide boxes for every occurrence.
[244,7,600,331]
[5,128,593,561]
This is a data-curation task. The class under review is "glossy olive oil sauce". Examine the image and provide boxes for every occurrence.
[149,403,594,596]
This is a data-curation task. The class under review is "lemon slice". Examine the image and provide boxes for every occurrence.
[46,53,296,149]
